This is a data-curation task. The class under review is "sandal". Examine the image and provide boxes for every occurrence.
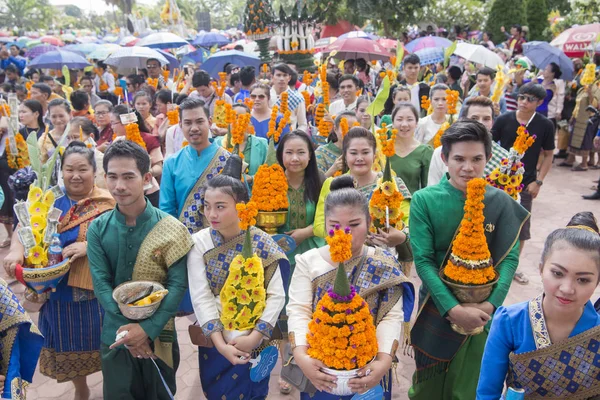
[558,162,574,167]
[279,379,292,395]
[513,272,529,285]
[572,165,588,171]
[590,165,600,170]
[0,239,10,248]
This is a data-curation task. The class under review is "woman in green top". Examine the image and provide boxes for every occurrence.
[214,103,268,184]
[313,127,411,244]
[314,111,358,178]
[275,130,325,394]
[389,102,434,194]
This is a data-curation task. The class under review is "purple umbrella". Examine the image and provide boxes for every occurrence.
[26,44,58,60]
[29,50,91,69]
[404,36,452,53]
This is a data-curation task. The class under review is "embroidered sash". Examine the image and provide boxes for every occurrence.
[178,147,230,234]
[58,187,115,290]
[506,295,600,399]
[132,216,193,368]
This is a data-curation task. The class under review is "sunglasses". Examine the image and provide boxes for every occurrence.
[250,94,267,99]
[517,94,539,103]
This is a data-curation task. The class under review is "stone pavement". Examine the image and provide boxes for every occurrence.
[1,164,599,399]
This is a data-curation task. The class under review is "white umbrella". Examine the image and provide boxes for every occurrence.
[87,43,122,61]
[453,42,504,69]
[104,46,169,73]
[137,32,188,49]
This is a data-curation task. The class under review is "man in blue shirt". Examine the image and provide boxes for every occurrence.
[1,45,26,76]
[234,66,255,104]
[463,67,507,117]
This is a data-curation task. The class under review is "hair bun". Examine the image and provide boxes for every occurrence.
[330,175,355,191]
[567,211,599,234]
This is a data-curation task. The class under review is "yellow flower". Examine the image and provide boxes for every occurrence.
[33,230,43,246]
[236,306,253,329]
[26,245,47,266]
[30,216,47,231]
[251,286,265,303]
[27,187,43,203]
[242,274,259,289]
[236,289,252,305]
[222,301,237,320]
[29,202,49,217]
[244,256,262,275]
[42,190,56,207]
[489,170,500,180]
[498,174,510,185]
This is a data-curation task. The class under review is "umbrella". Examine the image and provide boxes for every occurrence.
[0,31,11,37]
[338,30,379,40]
[40,35,64,47]
[222,39,251,51]
[104,46,169,72]
[0,37,15,44]
[76,36,101,44]
[138,32,188,49]
[175,44,196,56]
[87,44,122,61]
[200,50,260,79]
[415,47,444,66]
[157,50,180,70]
[61,33,77,43]
[26,44,59,60]
[523,41,574,81]
[314,37,337,52]
[29,50,91,69]
[550,23,600,58]
[404,36,452,53]
[321,38,391,62]
[25,39,42,48]
[64,42,99,56]
[378,38,399,51]
[192,32,230,48]
[103,35,119,43]
[453,42,504,69]
[182,48,210,64]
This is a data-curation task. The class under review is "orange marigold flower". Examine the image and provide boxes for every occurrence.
[250,164,289,211]
[236,201,258,230]
[167,107,179,125]
[125,123,147,150]
[325,225,353,263]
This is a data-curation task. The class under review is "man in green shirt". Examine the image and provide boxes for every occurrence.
[87,140,192,399]
[408,120,529,399]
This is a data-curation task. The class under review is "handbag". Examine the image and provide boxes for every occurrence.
[279,342,316,393]
[188,321,214,348]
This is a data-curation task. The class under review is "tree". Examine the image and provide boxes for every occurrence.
[546,0,570,13]
[485,0,527,48]
[526,0,550,41]
[415,0,487,31]
[349,0,430,37]
[0,0,54,31]
[103,0,134,14]
[64,4,83,18]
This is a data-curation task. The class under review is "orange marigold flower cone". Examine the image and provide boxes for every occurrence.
[443,178,495,285]
[125,123,147,150]
[250,138,289,212]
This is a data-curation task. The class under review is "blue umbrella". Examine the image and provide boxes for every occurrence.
[192,32,230,48]
[200,50,260,79]
[182,48,210,65]
[29,50,91,69]
[157,49,180,70]
[64,43,99,55]
[522,41,574,81]
[415,47,444,66]
[26,44,58,60]
[138,32,188,49]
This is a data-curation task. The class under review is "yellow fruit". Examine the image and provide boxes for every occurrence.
[132,289,169,306]
[42,191,55,207]
[28,187,43,203]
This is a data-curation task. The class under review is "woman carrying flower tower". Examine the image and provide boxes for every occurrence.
[407,120,530,400]
[287,175,414,398]
[187,154,289,398]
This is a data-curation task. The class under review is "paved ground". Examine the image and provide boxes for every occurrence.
[2,163,599,399]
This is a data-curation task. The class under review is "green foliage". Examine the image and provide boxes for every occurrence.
[415,0,487,31]
[244,0,276,35]
[64,5,83,18]
[485,0,527,48]
[546,0,570,13]
[526,0,550,41]
[347,0,430,36]
[0,0,54,31]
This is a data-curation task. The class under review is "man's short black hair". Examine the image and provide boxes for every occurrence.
[40,75,54,83]
[447,65,462,81]
[343,59,355,67]
[31,83,52,98]
[441,119,492,160]
[70,90,90,111]
[234,45,244,51]
[404,54,421,66]
[239,66,256,86]
[192,70,211,88]
[272,63,294,76]
[225,64,239,74]
[229,72,240,87]
[512,24,522,34]
[338,74,360,87]
[80,75,93,84]
[476,67,496,80]
[519,82,547,100]
[178,97,209,120]
[4,64,19,75]
[103,139,150,176]
[326,72,339,91]
[14,83,26,93]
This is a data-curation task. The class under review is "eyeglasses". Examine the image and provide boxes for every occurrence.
[96,111,109,116]
[517,94,539,103]
[250,94,267,99]
[146,64,159,69]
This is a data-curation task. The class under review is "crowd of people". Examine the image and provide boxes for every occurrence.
[0,26,598,400]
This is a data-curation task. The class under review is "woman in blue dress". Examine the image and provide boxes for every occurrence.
[3,142,115,399]
[249,83,290,141]
[477,211,600,399]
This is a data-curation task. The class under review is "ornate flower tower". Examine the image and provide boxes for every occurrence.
[275,1,317,72]
[244,0,277,62]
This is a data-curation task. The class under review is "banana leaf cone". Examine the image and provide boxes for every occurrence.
[382,154,393,183]
[265,136,277,166]
[332,261,351,299]
[221,153,243,180]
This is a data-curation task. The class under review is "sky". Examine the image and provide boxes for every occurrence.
[49,0,159,14]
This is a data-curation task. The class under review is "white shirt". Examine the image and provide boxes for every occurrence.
[165,124,185,159]
[415,115,445,144]
[94,72,115,93]
[328,98,357,117]
[427,146,447,186]
[269,87,308,133]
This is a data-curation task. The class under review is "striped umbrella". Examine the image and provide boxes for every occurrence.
[415,47,444,65]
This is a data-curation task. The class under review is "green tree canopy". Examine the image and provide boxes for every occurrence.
[485,0,527,48]
[0,0,54,31]
[526,0,550,41]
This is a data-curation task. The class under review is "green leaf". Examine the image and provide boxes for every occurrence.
[42,123,71,190]
[62,65,70,87]
[395,45,404,70]
[26,129,41,175]
[444,41,457,69]
[367,76,390,117]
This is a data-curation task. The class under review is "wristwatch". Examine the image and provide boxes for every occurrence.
[535,180,543,186]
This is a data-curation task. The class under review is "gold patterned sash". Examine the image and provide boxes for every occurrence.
[178,147,230,234]
[132,216,193,368]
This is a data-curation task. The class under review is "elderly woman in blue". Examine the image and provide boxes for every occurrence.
[477,211,600,400]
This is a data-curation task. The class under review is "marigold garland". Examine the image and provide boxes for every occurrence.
[420,96,430,112]
[147,78,159,89]
[167,106,179,125]
[231,113,252,155]
[301,91,311,109]
[377,123,397,157]
[212,72,228,98]
[114,86,124,99]
[432,121,451,149]
[236,201,258,230]
[443,178,495,285]
[445,89,460,115]
[280,91,289,115]
[182,140,189,148]
[250,164,289,211]
[5,133,30,169]
[162,69,170,82]
[325,225,353,263]
[267,105,279,142]
[125,123,147,150]
[243,97,254,110]
[0,104,10,117]
[339,118,349,138]
[581,63,596,86]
